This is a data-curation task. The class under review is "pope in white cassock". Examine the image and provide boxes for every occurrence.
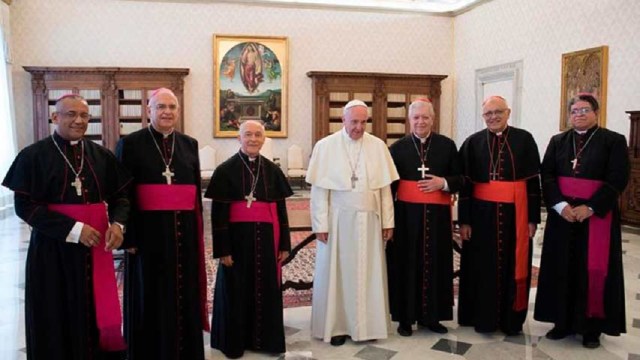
[306,99,399,346]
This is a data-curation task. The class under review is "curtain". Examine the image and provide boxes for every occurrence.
[0,1,17,213]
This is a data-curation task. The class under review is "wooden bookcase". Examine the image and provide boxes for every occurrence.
[621,110,640,225]
[307,71,447,145]
[24,66,189,151]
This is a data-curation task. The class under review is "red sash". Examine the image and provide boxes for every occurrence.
[473,180,529,311]
[229,201,282,284]
[136,184,210,332]
[48,203,126,351]
[557,176,611,318]
[397,180,452,205]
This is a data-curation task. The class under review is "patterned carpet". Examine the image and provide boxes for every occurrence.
[118,197,538,314]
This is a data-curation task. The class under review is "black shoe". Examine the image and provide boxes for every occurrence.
[330,335,347,346]
[582,333,600,349]
[426,322,448,334]
[545,326,568,340]
[397,323,413,337]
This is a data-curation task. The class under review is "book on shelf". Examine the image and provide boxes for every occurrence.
[386,107,406,118]
[387,93,406,102]
[387,123,406,133]
[353,93,373,102]
[119,104,142,117]
[329,92,349,102]
[88,105,101,117]
[329,108,342,118]
[48,89,73,100]
[85,123,103,136]
[121,90,143,100]
[78,89,101,99]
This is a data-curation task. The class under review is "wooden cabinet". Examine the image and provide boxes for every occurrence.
[307,71,447,145]
[621,110,640,225]
[24,66,189,151]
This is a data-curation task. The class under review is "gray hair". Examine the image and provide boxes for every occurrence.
[408,99,434,118]
[239,120,265,134]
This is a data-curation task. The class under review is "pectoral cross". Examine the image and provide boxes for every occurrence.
[350,172,359,189]
[71,176,83,196]
[245,192,256,208]
[417,164,430,179]
[162,165,174,185]
[571,158,578,170]
[490,171,498,180]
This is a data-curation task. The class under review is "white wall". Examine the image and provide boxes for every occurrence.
[454,0,640,154]
[10,0,454,167]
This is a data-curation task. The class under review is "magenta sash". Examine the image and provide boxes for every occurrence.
[229,201,282,284]
[136,184,196,210]
[136,184,210,332]
[558,176,611,318]
[48,203,126,351]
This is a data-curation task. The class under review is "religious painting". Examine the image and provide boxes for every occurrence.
[559,45,608,131]
[213,34,289,138]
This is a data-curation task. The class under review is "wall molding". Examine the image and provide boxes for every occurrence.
[475,60,523,130]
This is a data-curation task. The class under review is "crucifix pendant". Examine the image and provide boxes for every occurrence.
[571,158,578,170]
[417,163,430,179]
[71,176,82,196]
[162,165,174,185]
[245,192,256,208]
[350,172,359,189]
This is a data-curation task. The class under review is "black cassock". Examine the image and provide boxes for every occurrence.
[457,126,540,334]
[2,133,131,360]
[116,127,205,360]
[386,133,463,325]
[534,126,629,336]
[205,151,292,358]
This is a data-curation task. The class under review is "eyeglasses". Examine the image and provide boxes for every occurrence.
[154,104,178,111]
[61,111,91,121]
[570,107,593,116]
[482,109,507,119]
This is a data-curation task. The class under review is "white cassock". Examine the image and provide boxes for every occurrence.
[306,129,399,342]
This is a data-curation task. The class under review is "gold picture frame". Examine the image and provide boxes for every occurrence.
[213,34,289,138]
[559,45,608,131]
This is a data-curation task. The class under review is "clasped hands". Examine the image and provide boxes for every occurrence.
[79,223,123,251]
[561,204,593,223]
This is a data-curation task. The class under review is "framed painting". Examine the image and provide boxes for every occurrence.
[213,34,289,138]
[559,45,608,131]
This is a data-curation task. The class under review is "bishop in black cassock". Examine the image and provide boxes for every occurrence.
[457,96,540,335]
[3,95,131,360]
[534,94,629,348]
[386,99,463,336]
[205,121,292,359]
[116,89,208,360]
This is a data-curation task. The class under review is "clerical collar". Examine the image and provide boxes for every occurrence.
[489,125,509,137]
[413,132,431,144]
[574,125,598,135]
[149,125,174,139]
[53,131,81,146]
[239,149,258,162]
